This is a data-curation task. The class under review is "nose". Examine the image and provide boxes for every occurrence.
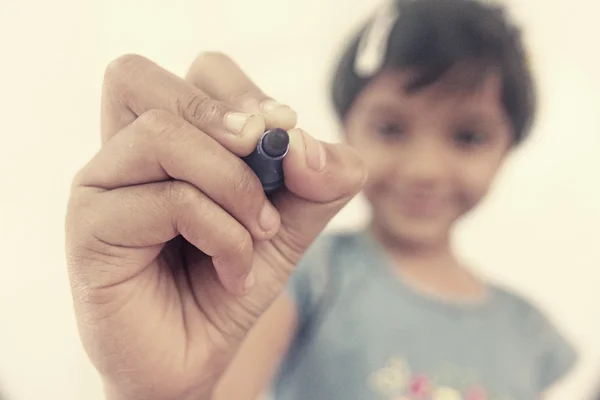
[396,138,448,186]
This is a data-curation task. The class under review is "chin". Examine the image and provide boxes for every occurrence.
[372,217,451,250]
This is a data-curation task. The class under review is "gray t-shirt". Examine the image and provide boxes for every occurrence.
[270,230,577,400]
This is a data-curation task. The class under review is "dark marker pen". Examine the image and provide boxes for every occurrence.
[242,128,290,194]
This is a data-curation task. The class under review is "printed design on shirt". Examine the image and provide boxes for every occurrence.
[368,357,514,400]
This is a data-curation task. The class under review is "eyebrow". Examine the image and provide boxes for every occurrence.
[453,112,508,131]
[363,102,408,117]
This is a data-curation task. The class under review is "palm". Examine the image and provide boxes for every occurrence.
[85,234,294,399]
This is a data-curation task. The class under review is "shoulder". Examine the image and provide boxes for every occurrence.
[488,284,560,329]
[489,282,578,389]
[488,283,560,338]
[490,283,546,320]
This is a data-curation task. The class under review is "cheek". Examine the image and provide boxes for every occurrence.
[457,156,506,209]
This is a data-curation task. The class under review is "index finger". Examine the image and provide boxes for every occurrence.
[185,52,297,130]
[100,54,265,155]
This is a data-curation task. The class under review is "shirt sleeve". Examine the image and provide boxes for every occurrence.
[528,307,578,390]
[285,234,332,330]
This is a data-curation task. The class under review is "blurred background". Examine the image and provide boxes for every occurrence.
[0,0,598,398]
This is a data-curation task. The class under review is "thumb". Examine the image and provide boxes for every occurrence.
[269,128,367,262]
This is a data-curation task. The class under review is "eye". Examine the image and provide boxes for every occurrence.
[376,122,405,139]
[452,130,488,148]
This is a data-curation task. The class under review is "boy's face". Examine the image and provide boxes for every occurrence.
[345,68,513,247]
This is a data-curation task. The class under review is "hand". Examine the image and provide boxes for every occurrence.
[65,52,366,400]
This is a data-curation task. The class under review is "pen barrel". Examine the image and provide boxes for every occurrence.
[244,151,285,193]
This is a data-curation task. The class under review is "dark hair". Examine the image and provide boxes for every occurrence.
[330,0,536,144]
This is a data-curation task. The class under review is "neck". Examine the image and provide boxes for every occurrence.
[368,222,455,269]
[368,222,486,302]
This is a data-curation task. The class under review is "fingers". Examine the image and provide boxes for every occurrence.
[101,54,265,155]
[76,109,280,242]
[265,128,368,264]
[185,52,297,130]
[68,181,254,295]
[92,52,367,298]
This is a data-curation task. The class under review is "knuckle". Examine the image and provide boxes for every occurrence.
[103,53,147,84]
[138,109,185,139]
[137,109,184,134]
[103,54,150,103]
[165,180,197,208]
[138,108,170,125]
[70,165,89,192]
[178,94,222,126]
[191,52,261,104]
[229,227,253,263]
[230,162,260,199]
[193,51,232,69]
[163,181,205,232]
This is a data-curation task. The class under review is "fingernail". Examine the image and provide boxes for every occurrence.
[302,130,327,171]
[225,112,262,136]
[259,202,279,232]
[244,271,255,291]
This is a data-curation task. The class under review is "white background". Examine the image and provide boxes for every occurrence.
[0,0,598,399]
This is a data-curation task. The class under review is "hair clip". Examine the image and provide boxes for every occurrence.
[354,0,400,78]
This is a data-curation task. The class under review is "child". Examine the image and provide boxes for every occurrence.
[212,0,577,399]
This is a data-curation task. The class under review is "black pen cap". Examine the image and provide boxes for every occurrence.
[242,128,290,193]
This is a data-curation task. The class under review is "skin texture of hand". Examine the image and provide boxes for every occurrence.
[65,52,366,400]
